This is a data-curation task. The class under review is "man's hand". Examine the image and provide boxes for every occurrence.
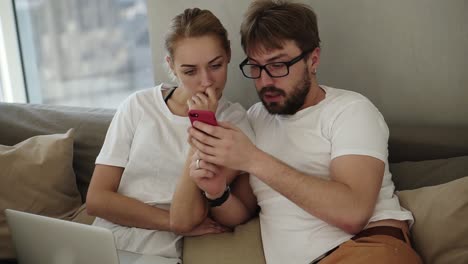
[187,87,218,112]
[179,217,230,236]
[188,121,257,172]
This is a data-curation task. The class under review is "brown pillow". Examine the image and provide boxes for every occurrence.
[183,217,265,264]
[397,176,468,264]
[0,129,82,259]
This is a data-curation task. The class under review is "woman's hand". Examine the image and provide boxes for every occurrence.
[189,150,227,198]
[179,217,230,236]
[187,87,218,112]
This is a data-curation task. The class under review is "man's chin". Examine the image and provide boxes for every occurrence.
[262,101,285,115]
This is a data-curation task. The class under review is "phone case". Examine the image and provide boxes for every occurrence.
[188,110,218,126]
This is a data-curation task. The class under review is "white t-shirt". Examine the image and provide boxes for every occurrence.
[247,85,413,264]
[93,84,255,258]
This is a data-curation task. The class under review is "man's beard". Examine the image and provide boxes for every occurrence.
[258,68,311,115]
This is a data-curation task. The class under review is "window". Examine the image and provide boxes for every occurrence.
[13,0,154,108]
[0,65,3,101]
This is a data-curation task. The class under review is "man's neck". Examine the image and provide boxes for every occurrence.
[299,81,325,111]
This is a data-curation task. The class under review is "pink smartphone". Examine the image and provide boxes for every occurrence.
[188,110,218,126]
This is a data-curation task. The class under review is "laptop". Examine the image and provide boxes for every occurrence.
[5,209,181,264]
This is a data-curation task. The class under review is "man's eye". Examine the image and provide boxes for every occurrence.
[210,64,222,69]
[269,63,285,69]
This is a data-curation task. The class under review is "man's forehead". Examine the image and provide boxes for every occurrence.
[247,41,299,61]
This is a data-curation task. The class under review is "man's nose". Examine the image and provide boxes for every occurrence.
[257,69,274,87]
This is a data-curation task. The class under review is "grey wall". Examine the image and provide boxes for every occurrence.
[147,0,468,126]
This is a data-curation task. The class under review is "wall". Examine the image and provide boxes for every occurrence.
[147,0,468,126]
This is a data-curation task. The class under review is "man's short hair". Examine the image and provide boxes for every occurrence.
[240,0,321,55]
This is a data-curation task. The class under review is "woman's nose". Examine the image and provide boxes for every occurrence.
[200,70,214,87]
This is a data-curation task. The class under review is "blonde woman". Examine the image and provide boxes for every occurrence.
[86,8,254,260]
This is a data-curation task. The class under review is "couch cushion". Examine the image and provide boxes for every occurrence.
[71,203,96,225]
[397,176,468,264]
[0,129,82,259]
[0,103,115,201]
[183,217,265,264]
[390,156,468,190]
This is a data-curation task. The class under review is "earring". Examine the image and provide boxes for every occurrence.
[313,68,317,74]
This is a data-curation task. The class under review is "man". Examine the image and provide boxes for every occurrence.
[184,1,422,263]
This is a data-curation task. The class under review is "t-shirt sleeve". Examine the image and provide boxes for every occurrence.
[220,103,256,144]
[96,95,140,167]
[330,100,389,162]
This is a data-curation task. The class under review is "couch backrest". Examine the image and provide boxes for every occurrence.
[0,103,114,202]
[388,125,468,163]
[1,102,468,200]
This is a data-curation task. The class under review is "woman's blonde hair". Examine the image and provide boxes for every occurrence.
[165,8,231,59]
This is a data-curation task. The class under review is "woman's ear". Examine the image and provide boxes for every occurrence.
[226,48,232,63]
[166,55,177,78]
[166,55,174,71]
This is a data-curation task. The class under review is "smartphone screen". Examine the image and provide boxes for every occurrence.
[188,110,218,126]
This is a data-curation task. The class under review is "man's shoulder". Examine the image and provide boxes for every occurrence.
[217,98,249,123]
[247,102,268,119]
[322,86,369,106]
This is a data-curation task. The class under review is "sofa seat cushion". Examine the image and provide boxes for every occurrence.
[71,203,96,225]
[397,176,468,264]
[0,129,82,259]
[183,217,265,264]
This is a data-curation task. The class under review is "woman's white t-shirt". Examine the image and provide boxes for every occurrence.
[93,84,254,258]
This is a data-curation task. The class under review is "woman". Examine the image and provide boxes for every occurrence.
[86,8,254,260]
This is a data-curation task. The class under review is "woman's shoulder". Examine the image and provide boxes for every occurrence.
[120,84,168,110]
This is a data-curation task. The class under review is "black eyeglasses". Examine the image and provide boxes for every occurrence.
[239,50,312,79]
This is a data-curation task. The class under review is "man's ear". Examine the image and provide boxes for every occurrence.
[309,47,321,74]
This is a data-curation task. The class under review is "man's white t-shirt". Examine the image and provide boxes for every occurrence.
[247,86,413,264]
[93,84,254,258]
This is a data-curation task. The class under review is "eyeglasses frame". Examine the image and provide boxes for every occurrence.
[239,49,313,79]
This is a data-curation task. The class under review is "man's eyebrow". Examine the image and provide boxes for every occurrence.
[266,53,288,63]
[180,55,223,68]
[248,53,289,64]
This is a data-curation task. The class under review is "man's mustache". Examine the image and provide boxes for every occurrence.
[259,86,286,97]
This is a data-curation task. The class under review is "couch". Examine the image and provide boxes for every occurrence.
[1,102,467,264]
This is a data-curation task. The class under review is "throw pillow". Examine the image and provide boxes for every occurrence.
[397,176,468,264]
[0,129,82,259]
[183,217,265,264]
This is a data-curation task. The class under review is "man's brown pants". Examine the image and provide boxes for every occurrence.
[318,227,422,263]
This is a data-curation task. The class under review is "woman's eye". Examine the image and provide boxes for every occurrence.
[184,70,195,76]
[210,64,222,69]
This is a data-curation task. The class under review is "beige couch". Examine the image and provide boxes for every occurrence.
[1,102,467,264]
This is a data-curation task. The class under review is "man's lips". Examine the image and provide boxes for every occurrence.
[263,92,283,103]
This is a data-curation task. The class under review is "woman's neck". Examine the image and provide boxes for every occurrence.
[166,87,190,117]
